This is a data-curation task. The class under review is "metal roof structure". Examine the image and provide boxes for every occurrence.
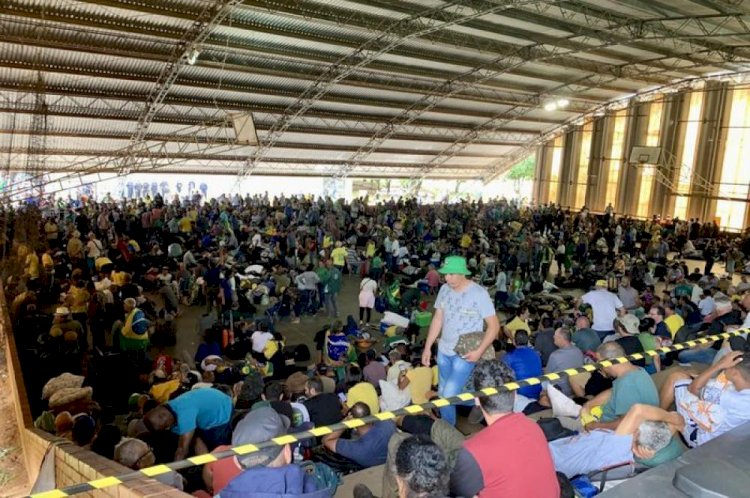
[2,0,750,196]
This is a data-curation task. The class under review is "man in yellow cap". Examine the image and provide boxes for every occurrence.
[421,256,499,426]
[579,279,625,341]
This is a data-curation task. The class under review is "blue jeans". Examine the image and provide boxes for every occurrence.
[324,292,338,317]
[437,351,476,426]
[678,348,717,365]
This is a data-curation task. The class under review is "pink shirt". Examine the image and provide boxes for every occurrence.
[426,269,440,288]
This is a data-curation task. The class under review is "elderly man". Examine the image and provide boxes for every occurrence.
[549,403,684,478]
[114,297,150,352]
[580,279,624,340]
[143,387,233,461]
[421,256,499,426]
[114,439,184,490]
[545,327,584,397]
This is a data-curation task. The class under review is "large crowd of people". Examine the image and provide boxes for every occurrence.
[5,190,750,497]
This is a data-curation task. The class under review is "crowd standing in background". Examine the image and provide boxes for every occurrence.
[5,191,750,497]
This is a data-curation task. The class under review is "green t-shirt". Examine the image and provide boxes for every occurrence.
[637,333,658,366]
[326,268,342,294]
[315,267,329,285]
[371,256,383,269]
[601,368,659,422]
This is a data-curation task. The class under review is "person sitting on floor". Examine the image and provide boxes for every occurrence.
[449,360,559,498]
[580,342,659,431]
[659,350,750,448]
[322,402,396,469]
[353,434,451,498]
[218,407,333,498]
[114,438,185,490]
[503,330,543,401]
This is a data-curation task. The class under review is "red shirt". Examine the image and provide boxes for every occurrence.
[204,445,241,495]
[453,413,559,498]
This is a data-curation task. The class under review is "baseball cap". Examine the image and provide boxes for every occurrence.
[232,407,290,468]
[595,279,607,288]
[616,314,640,335]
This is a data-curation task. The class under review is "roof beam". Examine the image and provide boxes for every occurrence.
[0,79,563,130]
[62,0,664,92]
[331,6,746,181]
[0,27,610,113]
[2,148,494,169]
[110,0,243,177]
[0,129,506,158]
[0,94,540,145]
[0,10,633,105]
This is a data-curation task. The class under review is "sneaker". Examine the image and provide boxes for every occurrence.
[292,318,300,324]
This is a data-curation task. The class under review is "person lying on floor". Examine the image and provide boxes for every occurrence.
[549,403,685,478]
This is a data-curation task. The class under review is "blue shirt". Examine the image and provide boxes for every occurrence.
[504,346,543,399]
[167,388,232,435]
[336,421,396,468]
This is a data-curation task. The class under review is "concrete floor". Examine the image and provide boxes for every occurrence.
[168,273,405,368]
[169,258,729,366]
[161,258,730,497]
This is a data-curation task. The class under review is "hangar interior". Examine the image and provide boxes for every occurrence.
[0,0,749,229]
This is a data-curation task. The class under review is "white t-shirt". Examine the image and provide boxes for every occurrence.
[360,278,378,295]
[581,289,623,332]
[251,331,274,353]
[87,239,103,258]
[698,297,715,316]
[495,272,507,293]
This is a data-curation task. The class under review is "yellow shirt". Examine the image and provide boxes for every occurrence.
[149,379,181,403]
[366,242,376,258]
[69,286,90,314]
[323,235,333,249]
[42,253,54,270]
[179,217,193,233]
[331,247,347,266]
[460,234,472,248]
[346,382,380,414]
[406,366,433,405]
[664,314,685,338]
[112,271,129,286]
[504,316,531,340]
[25,253,40,279]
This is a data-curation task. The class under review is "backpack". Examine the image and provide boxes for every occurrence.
[299,461,341,495]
